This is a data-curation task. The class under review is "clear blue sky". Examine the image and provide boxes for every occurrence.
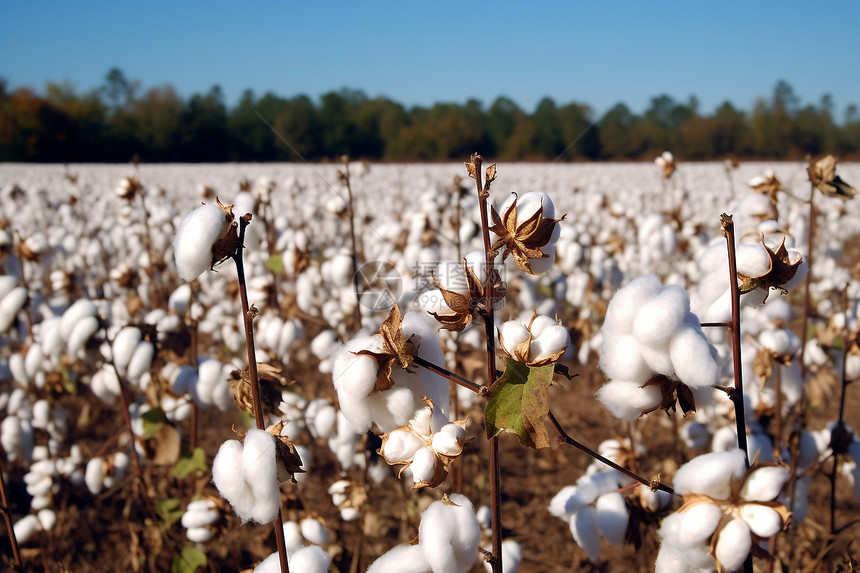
[2,0,859,118]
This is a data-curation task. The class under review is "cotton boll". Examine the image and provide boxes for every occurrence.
[366,544,432,573]
[673,450,747,498]
[113,327,142,373]
[409,447,437,485]
[714,517,751,572]
[288,546,330,573]
[300,517,330,546]
[735,242,772,278]
[419,493,480,573]
[90,364,121,404]
[13,514,41,544]
[85,457,105,495]
[305,398,337,439]
[24,344,44,379]
[499,321,530,358]
[37,508,56,532]
[174,204,231,282]
[126,341,155,385]
[529,324,570,363]
[66,315,100,356]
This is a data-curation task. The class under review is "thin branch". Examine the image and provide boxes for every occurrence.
[412,355,489,397]
[721,214,750,467]
[232,215,290,573]
[546,410,677,496]
[0,460,23,570]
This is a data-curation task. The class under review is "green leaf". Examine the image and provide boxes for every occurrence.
[267,254,284,274]
[155,498,184,528]
[141,408,166,438]
[171,447,207,479]
[171,547,208,573]
[485,358,554,449]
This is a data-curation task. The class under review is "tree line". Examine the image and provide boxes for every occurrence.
[2,68,859,163]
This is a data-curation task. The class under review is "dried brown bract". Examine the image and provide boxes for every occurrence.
[748,170,784,205]
[488,194,565,275]
[807,155,857,200]
[229,362,292,419]
[737,238,804,295]
[353,304,416,392]
[267,421,305,483]
[431,262,506,331]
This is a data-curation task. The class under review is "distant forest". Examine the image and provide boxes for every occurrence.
[2,68,860,163]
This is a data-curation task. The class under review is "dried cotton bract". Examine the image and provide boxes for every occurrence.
[490,192,565,275]
[807,154,857,200]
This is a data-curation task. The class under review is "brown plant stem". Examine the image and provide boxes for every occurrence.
[470,153,503,573]
[799,183,816,380]
[0,460,23,570]
[720,214,750,467]
[188,316,199,452]
[546,410,677,496]
[232,215,290,573]
[412,355,488,396]
[341,158,363,331]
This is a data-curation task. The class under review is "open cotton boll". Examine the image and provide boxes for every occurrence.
[90,364,121,404]
[300,517,330,546]
[740,465,789,501]
[758,329,801,357]
[13,514,41,544]
[126,341,155,385]
[84,457,105,495]
[714,517,751,572]
[367,543,432,573]
[673,449,747,498]
[499,321,530,358]
[419,493,480,573]
[112,327,142,373]
[174,204,231,282]
[529,324,570,363]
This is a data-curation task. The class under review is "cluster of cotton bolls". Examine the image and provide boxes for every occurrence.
[84,452,131,495]
[181,499,221,543]
[212,429,281,524]
[331,311,449,433]
[597,274,721,420]
[656,450,790,572]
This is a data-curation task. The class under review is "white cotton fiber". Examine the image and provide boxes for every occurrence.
[242,429,279,524]
[300,517,330,546]
[174,204,230,282]
[672,450,747,498]
[678,501,722,546]
[112,327,142,372]
[126,341,155,384]
[410,447,437,485]
[382,430,425,463]
[596,380,661,421]
[714,517,751,572]
[13,514,40,544]
[599,334,650,383]
[735,242,771,278]
[637,340,675,377]
[84,457,105,495]
[605,275,662,334]
[632,285,689,345]
[66,315,99,356]
[740,465,788,501]
[212,440,255,522]
[595,492,628,546]
[419,493,480,573]
[530,324,569,363]
[0,287,27,333]
[669,322,720,388]
[739,503,782,537]
[60,298,98,339]
[570,505,601,563]
[366,544,432,573]
[288,546,330,573]
[499,321,530,358]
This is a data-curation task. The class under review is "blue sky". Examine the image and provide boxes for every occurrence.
[2,1,859,118]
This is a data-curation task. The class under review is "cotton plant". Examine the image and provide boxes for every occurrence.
[596,274,721,420]
[656,449,790,572]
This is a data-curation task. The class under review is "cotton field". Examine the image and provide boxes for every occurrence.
[1,159,859,572]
